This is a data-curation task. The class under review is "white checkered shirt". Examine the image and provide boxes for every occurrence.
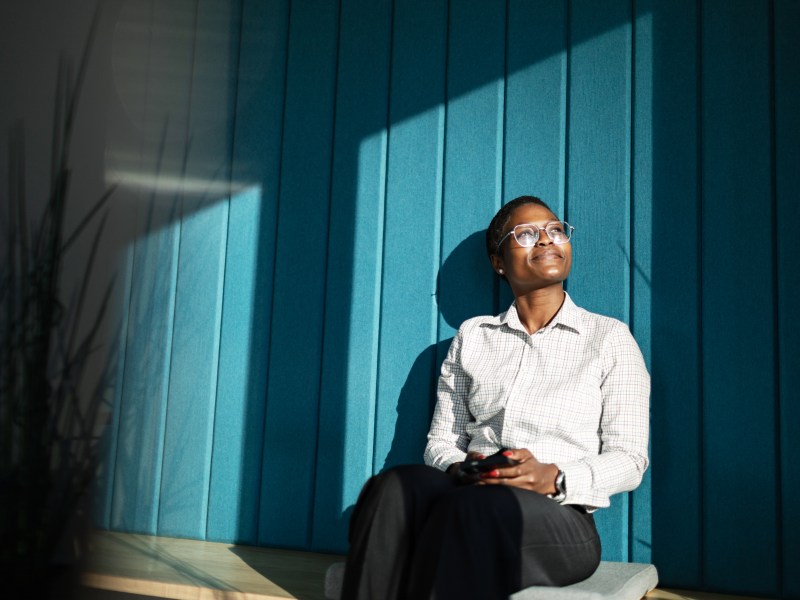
[424,292,650,510]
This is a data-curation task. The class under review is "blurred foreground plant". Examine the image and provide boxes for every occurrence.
[0,9,116,588]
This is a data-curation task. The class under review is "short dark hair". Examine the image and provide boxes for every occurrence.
[485,195,553,259]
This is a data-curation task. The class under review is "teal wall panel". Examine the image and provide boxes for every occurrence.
[701,1,778,596]
[158,201,227,538]
[776,3,800,596]
[97,243,135,531]
[207,0,288,546]
[630,0,653,566]
[312,0,392,552]
[649,0,702,589]
[440,0,506,337]
[155,0,239,540]
[111,214,180,533]
[259,0,340,548]
[504,0,567,209]
[566,0,633,563]
[208,188,272,544]
[373,0,447,474]
[96,2,800,596]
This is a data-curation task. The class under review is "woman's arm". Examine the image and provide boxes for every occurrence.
[556,322,650,508]
[424,327,474,471]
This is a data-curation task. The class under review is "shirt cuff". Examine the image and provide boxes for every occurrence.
[425,448,467,472]
[556,460,594,505]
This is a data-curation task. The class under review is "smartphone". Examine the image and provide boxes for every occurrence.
[460,452,517,475]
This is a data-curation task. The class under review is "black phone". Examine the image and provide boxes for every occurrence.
[460,451,517,475]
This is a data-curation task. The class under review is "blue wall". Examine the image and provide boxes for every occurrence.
[96,1,799,598]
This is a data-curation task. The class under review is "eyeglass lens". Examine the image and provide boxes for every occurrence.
[514,221,571,246]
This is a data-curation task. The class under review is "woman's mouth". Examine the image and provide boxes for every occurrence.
[531,249,563,261]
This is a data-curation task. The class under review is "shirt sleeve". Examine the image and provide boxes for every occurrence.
[557,322,651,509]
[424,327,473,471]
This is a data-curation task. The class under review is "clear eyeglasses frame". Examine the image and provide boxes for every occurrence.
[496,221,574,251]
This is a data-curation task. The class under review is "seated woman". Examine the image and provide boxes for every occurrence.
[341,195,650,600]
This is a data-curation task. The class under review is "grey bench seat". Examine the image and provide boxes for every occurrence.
[324,560,658,600]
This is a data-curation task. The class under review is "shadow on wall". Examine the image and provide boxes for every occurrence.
[381,230,497,471]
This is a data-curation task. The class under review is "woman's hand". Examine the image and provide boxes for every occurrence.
[478,448,559,494]
[446,451,486,485]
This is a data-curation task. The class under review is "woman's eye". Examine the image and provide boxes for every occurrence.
[548,224,565,234]
[516,229,537,244]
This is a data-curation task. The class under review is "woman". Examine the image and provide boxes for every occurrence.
[341,196,650,600]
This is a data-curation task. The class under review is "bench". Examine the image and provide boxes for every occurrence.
[323,560,659,600]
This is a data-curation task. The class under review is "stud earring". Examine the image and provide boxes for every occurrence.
[498,269,504,274]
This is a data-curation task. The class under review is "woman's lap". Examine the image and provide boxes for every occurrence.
[343,465,600,600]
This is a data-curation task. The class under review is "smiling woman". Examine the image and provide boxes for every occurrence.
[339,195,651,600]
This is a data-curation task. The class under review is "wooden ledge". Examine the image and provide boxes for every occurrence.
[81,530,344,600]
[80,531,772,600]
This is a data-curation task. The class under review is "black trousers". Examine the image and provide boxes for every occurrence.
[341,465,601,600]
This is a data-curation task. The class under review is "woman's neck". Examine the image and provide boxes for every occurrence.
[514,287,566,334]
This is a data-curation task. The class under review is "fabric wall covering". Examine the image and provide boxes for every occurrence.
[94,1,799,597]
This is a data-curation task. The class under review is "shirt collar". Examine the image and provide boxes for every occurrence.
[487,292,584,335]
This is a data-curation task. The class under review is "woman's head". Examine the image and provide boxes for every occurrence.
[486,195,573,293]
[485,196,553,260]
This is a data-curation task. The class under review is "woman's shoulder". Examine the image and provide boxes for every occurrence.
[457,312,505,333]
[567,299,635,340]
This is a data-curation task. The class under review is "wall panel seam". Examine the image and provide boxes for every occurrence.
[203,0,247,541]
[627,0,636,563]
[107,245,136,526]
[435,0,452,348]
[372,0,397,475]
[307,0,344,550]
[497,0,509,315]
[155,0,200,534]
[562,0,571,223]
[696,0,705,587]
[768,0,783,595]
[258,0,293,541]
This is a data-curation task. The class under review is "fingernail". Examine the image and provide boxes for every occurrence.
[502,451,512,457]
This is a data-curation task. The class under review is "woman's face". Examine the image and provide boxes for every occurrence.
[491,203,572,294]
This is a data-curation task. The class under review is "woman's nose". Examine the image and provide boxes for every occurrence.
[536,229,554,245]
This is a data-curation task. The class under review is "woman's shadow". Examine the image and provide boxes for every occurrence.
[380,230,510,471]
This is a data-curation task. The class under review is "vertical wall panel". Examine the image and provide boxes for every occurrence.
[209,188,272,543]
[504,1,567,208]
[207,0,288,545]
[111,212,180,533]
[312,0,392,552]
[702,1,777,595]
[373,0,447,473]
[630,1,653,566]
[96,244,135,530]
[259,0,340,548]
[648,0,702,588]
[440,0,506,341]
[775,1,800,597]
[156,0,238,540]
[158,202,227,538]
[566,0,632,563]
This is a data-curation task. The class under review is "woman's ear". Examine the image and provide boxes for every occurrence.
[490,254,505,276]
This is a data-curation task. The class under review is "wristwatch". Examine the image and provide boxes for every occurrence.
[548,469,566,502]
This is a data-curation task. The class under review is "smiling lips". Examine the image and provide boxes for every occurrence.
[531,249,563,261]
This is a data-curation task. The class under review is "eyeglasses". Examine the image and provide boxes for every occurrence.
[496,221,574,251]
